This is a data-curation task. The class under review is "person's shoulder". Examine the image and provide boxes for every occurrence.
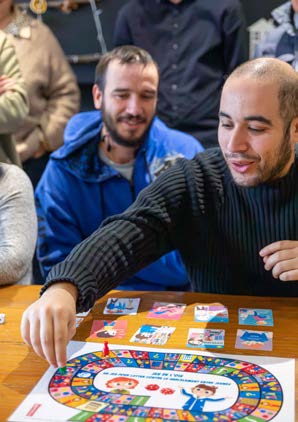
[192,148,226,174]
[188,149,226,201]
[150,117,204,154]
[117,0,145,17]
[271,1,292,26]
[194,0,241,11]
[31,18,51,33]
[194,147,223,162]
[122,0,142,9]
[168,148,224,176]
[64,111,101,144]
[30,18,59,43]
[0,163,32,190]
[216,0,242,7]
[51,111,101,160]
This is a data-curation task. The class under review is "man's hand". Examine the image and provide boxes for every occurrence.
[0,75,16,95]
[21,282,78,368]
[259,241,298,281]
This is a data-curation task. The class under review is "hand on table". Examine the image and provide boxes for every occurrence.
[260,240,298,281]
[21,282,78,368]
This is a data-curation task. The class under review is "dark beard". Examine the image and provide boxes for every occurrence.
[264,131,292,184]
[225,131,293,187]
[101,103,152,149]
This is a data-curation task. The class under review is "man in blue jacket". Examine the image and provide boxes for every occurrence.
[36,45,203,290]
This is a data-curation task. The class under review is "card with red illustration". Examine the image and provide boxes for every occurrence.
[147,301,186,320]
[90,319,128,339]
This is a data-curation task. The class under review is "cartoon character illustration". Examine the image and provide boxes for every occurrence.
[252,311,268,323]
[96,328,117,338]
[96,321,117,338]
[180,383,226,412]
[151,303,184,316]
[106,377,139,394]
[239,309,272,326]
[187,337,204,346]
[126,298,134,310]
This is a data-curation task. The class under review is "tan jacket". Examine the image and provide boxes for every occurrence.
[0,30,28,166]
[5,9,80,161]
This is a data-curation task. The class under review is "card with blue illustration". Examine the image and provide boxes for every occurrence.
[235,329,273,351]
[194,303,229,323]
[103,298,140,315]
[238,308,273,326]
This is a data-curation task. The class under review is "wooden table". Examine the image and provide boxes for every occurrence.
[0,285,297,420]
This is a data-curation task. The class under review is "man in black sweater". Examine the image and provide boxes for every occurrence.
[22,58,298,368]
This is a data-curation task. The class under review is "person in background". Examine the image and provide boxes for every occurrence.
[21,58,298,367]
[0,0,80,187]
[0,29,28,166]
[35,45,204,288]
[0,162,37,285]
[113,0,247,148]
[254,0,298,71]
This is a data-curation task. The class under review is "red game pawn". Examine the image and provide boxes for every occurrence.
[103,341,110,357]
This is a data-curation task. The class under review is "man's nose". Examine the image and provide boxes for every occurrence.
[227,127,248,152]
[126,96,142,115]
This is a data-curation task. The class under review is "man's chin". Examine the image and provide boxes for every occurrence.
[230,170,261,187]
[113,133,145,148]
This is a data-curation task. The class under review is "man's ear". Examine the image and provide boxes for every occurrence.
[290,117,298,144]
[92,84,103,110]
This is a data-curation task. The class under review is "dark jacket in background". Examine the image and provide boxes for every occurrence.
[113,0,247,148]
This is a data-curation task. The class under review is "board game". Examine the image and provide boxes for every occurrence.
[9,341,295,421]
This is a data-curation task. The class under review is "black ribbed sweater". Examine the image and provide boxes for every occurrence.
[44,148,298,312]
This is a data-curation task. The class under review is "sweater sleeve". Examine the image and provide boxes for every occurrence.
[28,23,80,152]
[43,158,192,312]
[0,164,37,284]
[0,32,28,133]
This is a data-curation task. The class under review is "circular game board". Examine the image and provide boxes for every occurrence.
[49,349,283,421]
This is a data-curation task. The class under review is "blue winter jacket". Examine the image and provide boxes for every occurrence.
[254,2,298,71]
[36,111,203,290]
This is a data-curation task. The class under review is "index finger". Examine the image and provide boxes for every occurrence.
[52,312,70,368]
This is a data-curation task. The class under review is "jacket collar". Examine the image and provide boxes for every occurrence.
[272,1,295,36]
[4,6,33,39]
